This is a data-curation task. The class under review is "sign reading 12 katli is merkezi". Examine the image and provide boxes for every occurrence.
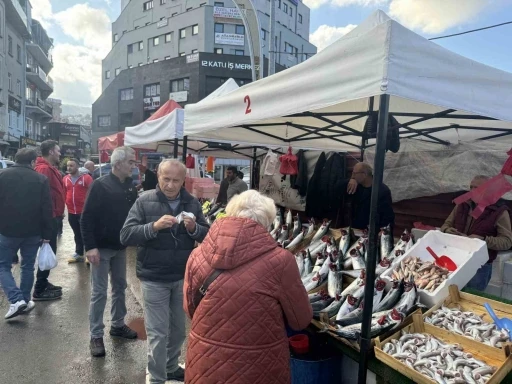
[201,60,260,71]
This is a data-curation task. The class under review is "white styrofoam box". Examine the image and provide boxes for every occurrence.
[490,251,512,285]
[381,230,489,308]
[484,282,503,298]
[411,228,432,241]
[503,260,512,284]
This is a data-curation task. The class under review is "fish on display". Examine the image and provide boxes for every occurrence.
[270,227,281,240]
[327,262,343,299]
[306,218,315,237]
[333,309,404,340]
[311,295,335,312]
[336,302,364,327]
[286,228,306,250]
[273,209,283,231]
[291,213,302,239]
[340,269,366,298]
[391,256,450,293]
[308,237,329,256]
[373,279,404,313]
[304,271,328,292]
[309,289,328,303]
[295,252,304,277]
[338,228,352,257]
[312,252,327,273]
[317,297,345,319]
[345,236,365,262]
[381,331,498,383]
[350,247,366,270]
[379,225,393,260]
[375,258,392,276]
[394,277,421,316]
[372,279,386,308]
[311,219,331,243]
[276,225,289,246]
[336,283,365,320]
[286,209,293,228]
[302,251,313,279]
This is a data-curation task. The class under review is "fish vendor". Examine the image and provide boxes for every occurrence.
[441,175,512,291]
[345,162,395,231]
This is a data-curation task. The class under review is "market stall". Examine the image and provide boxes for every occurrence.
[183,9,512,383]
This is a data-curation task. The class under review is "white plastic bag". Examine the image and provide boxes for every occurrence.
[262,149,279,176]
[38,243,58,271]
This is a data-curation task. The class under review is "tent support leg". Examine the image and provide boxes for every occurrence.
[173,139,179,159]
[251,147,257,189]
[357,94,390,384]
[182,136,188,163]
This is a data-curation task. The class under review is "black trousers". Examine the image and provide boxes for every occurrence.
[34,217,58,294]
[68,213,84,256]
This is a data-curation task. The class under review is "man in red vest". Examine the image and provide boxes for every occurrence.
[34,140,66,301]
[441,175,512,291]
[63,158,93,263]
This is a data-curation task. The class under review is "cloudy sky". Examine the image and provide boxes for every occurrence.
[31,0,512,107]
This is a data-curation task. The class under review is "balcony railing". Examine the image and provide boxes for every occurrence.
[26,97,53,116]
[26,64,53,91]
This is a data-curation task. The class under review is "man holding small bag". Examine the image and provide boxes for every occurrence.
[121,159,209,384]
[0,148,53,319]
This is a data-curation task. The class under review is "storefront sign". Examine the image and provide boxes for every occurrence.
[201,60,259,71]
[20,136,37,148]
[169,91,188,102]
[8,96,21,114]
[186,53,199,64]
[59,135,77,147]
[60,124,80,137]
[214,33,244,46]
[143,96,161,111]
[61,145,80,159]
[213,6,243,19]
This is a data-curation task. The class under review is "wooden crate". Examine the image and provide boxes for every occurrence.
[310,308,421,352]
[423,284,512,353]
[375,313,512,384]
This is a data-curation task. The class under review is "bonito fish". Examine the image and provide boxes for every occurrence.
[333,309,404,340]
[327,262,343,299]
[273,210,283,231]
[276,225,289,246]
[306,218,315,237]
[338,228,352,258]
[285,209,293,228]
[311,219,331,243]
[336,283,365,320]
[380,225,393,260]
[373,279,404,313]
[350,247,366,270]
[295,252,304,277]
[286,228,306,250]
[291,213,302,239]
[303,250,313,277]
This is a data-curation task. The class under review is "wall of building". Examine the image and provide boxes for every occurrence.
[0,1,7,140]
[5,23,25,141]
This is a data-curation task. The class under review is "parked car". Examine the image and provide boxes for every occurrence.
[93,163,141,186]
[0,160,14,169]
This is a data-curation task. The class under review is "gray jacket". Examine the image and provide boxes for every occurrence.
[120,186,209,282]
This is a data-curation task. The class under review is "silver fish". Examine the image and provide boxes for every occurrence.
[308,238,328,257]
[308,289,327,303]
[334,309,403,340]
[327,262,343,299]
[276,225,289,246]
[311,295,334,312]
[350,247,366,270]
[295,252,304,276]
[340,270,365,297]
[373,279,386,308]
[306,218,315,237]
[394,278,419,316]
[303,250,313,277]
[304,271,328,291]
[291,214,302,239]
[311,219,331,243]
[273,210,283,231]
[286,209,293,228]
[338,228,352,257]
[318,297,345,319]
[270,227,280,240]
[380,225,393,260]
[337,283,365,320]
[376,258,392,276]
[336,303,364,327]
[286,228,306,250]
[373,279,404,313]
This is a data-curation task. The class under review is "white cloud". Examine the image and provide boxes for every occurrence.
[304,0,385,9]
[309,24,357,51]
[302,0,330,9]
[28,2,112,106]
[388,0,489,34]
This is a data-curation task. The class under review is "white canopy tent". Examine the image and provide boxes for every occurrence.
[182,10,512,377]
[184,10,512,151]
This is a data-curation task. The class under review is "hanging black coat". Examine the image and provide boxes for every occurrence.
[318,153,345,218]
[305,152,326,218]
[291,150,308,197]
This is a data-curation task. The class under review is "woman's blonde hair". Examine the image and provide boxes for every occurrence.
[225,190,276,229]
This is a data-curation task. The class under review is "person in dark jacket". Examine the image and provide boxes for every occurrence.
[216,177,229,205]
[33,140,65,301]
[0,148,53,319]
[121,159,209,383]
[81,147,139,358]
[345,162,395,231]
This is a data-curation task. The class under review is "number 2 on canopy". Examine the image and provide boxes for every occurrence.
[244,95,252,114]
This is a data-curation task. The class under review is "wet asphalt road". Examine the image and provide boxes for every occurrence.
[0,219,185,384]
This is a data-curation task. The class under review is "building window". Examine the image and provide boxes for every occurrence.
[143,1,154,11]
[128,44,133,54]
[153,59,159,63]
[139,63,143,66]
[179,52,186,57]
[165,56,171,60]
[114,33,119,42]
[180,29,186,39]
[144,83,160,97]
[214,2,224,6]
[16,80,21,96]
[186,7,192,11]
[235,50,244,56]
[9,110,17,128]
[165,33,172,43]
[215,48,223,54]
[160,0,166,3]
[299,14,302,23]
[235,25,244,35]
[105,70,111,79]
[191,49,198,54]
[16,45,21,62]
[120,88,134,101]
[171,78,189,92]
[200,3,206,6]
[153,36,159,46]
[8,73,11,91]
[290,7,293,16]
[139,41,144,50]
[98,115,111,127]
[260,29,266,40]
[278,0,281,9]
[192,25,199,35]
[172,12,178,16]
[8,36,12,56]
[128,65,133,69]
[283,2,288,12]
[214,23,224,33]
[119,112,133,127]
[26,118,33,137]
[115,68,121,76]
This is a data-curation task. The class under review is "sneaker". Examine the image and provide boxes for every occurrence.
[46,282,62,291]
[5,300,27,319]
[68,254,84,263]
[22,301,35,314]
[167,367,185,381]
[33,288,62,301]
[110,325,138,339]
[90,338,106,357]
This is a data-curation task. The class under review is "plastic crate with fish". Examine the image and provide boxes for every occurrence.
[375,313,512,384]
[380,230,489,308]
[423,284,512,352]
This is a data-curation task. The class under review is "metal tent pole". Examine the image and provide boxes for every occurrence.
[182,136,188,163]
[173,138,179,159]
[357,94,390,384]
[268,0,276,75]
